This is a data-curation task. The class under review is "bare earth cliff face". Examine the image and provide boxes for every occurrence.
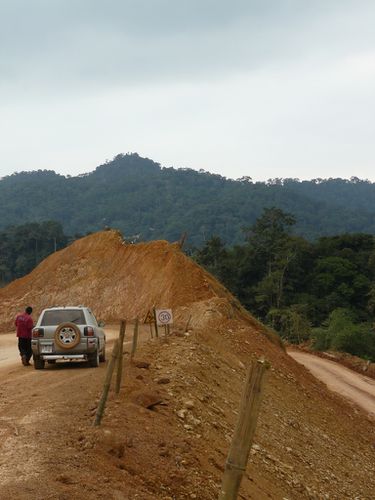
[0,231,374,499]
[0,230,240,330]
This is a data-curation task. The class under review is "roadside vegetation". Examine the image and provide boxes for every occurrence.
[194,208,375,361]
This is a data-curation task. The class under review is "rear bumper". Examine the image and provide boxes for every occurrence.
[41,354,87,361]
[32,338,98,356]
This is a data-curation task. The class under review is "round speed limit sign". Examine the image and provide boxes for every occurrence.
[156,309,173,326]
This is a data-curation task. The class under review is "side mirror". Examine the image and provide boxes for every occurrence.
[98,320,105,327]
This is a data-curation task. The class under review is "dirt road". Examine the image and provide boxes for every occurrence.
[0,323,157,499]
[288,350,375,415]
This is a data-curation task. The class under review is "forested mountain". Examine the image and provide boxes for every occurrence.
[1,153,375,245]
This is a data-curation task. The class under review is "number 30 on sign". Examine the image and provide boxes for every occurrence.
[156,309,173,326]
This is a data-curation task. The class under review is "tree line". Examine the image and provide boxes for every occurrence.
[0,221,68,285]
[2,153,375,245]
[194,208,375,361]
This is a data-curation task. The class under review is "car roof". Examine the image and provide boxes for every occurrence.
[42,306,88,311]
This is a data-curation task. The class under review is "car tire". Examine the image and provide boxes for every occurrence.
[33,355,45,370]
[99,346,106,362]
[88,350,99,367]
[54,322,81,350]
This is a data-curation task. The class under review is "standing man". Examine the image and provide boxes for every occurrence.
[15,306,34,366]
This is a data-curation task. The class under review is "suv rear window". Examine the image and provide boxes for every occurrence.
[41,310,85,326]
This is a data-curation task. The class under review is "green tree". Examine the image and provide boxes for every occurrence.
[312,308,375,360]
[267,305,311,343]
[0,221,68,284]
[244,208,297,315]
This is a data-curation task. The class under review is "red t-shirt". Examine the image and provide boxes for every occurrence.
[15,313,34,339]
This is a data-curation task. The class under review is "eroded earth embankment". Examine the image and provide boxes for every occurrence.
[0,231,374,499]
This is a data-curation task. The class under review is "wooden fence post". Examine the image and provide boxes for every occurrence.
[178,231,187,249]
[94,340,120,426]
[185,314,192,332]
[218,359,269,500]
[153,308,159,338]
[130,317,139,360]
[115,320,126,395]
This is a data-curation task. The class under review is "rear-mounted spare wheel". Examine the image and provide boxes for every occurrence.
[54,322,81,349]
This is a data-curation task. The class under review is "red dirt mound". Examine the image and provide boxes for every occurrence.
[0,230,245,332]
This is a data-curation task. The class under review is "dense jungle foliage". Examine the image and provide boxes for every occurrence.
[194,208,375,361]
[0,221,68,285]
[1,153,375,245]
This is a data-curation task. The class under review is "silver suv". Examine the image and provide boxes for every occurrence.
[31,306,106,369]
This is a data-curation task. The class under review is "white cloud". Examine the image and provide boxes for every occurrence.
[0,0,375,180]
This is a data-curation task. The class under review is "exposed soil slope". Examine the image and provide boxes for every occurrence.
[1,231,374,499]
[0,230,247,332]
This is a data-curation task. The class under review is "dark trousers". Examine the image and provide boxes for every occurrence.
[18,337,32,362]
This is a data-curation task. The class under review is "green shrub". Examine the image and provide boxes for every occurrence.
[312,308,375,361]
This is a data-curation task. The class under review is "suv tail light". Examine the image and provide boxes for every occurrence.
[32,328,44,338]
[84,326,94,336]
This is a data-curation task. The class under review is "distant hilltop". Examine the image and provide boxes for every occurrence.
[1,153,375,244]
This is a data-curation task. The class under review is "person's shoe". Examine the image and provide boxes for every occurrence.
[21,355,27,366]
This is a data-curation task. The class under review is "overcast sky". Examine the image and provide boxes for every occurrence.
[1,0,375,181]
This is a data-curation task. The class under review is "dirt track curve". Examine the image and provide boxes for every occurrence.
[288,350,375,415]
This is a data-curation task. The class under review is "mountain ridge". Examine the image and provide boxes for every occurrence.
[1,153,375,244]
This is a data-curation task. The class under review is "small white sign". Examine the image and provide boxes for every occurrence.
[156,309,173,326]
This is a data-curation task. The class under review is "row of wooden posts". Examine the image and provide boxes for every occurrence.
[94,318,135,426]
[93,317,270,500]
[93,307,174,427]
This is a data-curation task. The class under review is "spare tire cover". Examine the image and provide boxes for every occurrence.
[54,322,81,350]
